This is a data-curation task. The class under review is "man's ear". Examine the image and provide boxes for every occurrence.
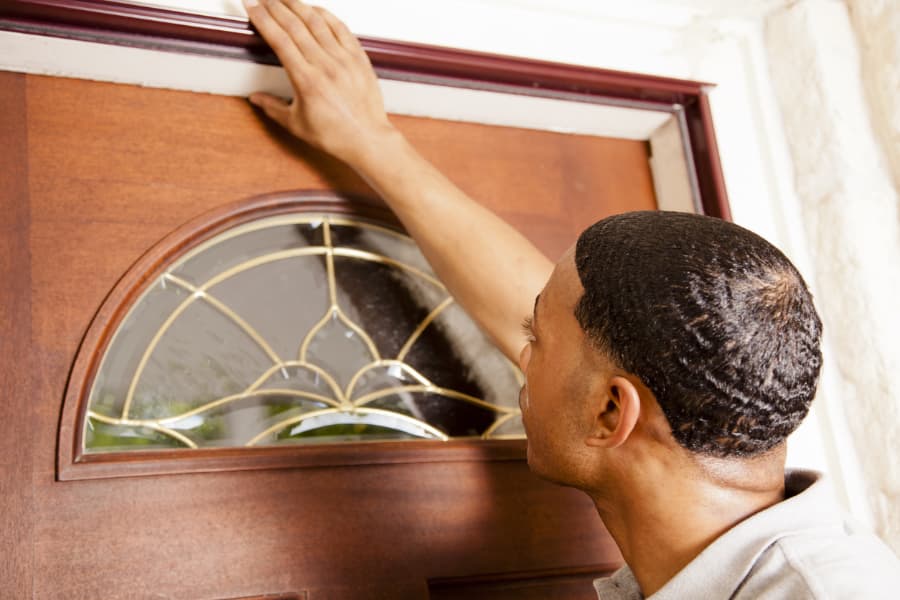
[585,375,641,448]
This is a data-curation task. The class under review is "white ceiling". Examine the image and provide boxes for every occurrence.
[141,0,798,21]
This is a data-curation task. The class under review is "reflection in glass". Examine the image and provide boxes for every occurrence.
[304,310,377,390]
[84,213,524,452]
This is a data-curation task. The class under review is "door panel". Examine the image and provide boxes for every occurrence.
[8,72,656,598]
[0,70,33,599]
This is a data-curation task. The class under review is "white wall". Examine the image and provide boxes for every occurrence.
[306,0,900,552]
[765,0,900,553]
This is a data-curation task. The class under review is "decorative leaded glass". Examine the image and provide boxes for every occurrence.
[84,213,524,451]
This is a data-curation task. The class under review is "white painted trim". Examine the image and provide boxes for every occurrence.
[0,30,669,141]
[649,115,698,214]
[378,81,670,140]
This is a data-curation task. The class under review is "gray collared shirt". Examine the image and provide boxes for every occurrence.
[594,469,900,599]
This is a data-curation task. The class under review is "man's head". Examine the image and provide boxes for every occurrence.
[571,211,823,458]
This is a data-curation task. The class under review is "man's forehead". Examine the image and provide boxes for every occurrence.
[534,249,590,349]
[542,249,583,312]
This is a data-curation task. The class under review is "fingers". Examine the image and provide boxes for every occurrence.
[263,0,332,68]
[315,6,367,61]
[243,0,387,158]
[283,1,344,59]
[248,92,291,129]
[243,0,310,89]
[246,0,354,71]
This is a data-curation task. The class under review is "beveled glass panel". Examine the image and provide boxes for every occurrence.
[130,299,274,420]
[163,392,335,447]
[208,256,330,362]
[266,409,442,445]
[256,364,342,400]
[356,391,496,437]
[330,221,433,275]
[172,219,325,284]
[404,302,522,410]
[85,418,183,452]
[331,256,445,359]
[89,279,191,418]
[84,212,524,453]
[303,310,377,390]
[348,363,429,400]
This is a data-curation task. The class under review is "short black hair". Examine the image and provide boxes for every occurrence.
[574,211,822,457]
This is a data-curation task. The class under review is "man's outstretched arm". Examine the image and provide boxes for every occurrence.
[243,0,553,361]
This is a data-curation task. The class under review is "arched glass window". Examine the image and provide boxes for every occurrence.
[82,204,524,453]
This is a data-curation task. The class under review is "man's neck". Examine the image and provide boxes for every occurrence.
[591,447,786,597]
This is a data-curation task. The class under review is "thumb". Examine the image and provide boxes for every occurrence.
[249,92,291,129]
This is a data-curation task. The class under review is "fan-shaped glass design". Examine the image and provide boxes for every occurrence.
[84,213,525,451]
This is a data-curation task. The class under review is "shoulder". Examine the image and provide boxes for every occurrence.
[712,470,899,599]
[735,492,900,599]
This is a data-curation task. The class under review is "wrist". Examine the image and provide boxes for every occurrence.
[346,123,411,178]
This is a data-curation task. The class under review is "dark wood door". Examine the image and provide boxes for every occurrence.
[0,70,656,599]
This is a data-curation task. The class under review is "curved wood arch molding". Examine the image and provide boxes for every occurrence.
[59,191,528,481]
[0,0,730,219]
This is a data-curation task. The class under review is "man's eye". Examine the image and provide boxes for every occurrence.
[521,316,536,342]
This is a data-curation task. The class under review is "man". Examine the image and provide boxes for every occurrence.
[242,1,900,597]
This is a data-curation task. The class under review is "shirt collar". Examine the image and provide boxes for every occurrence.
[594,565,643,600]
[593,469,835,599]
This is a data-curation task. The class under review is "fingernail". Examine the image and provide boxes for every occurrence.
[242,0,258,8]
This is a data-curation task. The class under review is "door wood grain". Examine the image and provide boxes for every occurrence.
[2,71,661,598]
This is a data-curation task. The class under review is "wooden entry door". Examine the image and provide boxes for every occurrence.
[1,70,657,599]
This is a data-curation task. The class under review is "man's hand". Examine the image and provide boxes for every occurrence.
[243,0,396,167]
[244,0,553,362]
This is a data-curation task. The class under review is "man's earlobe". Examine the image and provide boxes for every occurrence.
[586,376,641,448]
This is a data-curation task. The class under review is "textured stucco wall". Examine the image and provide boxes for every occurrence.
[766,0,900,553]
[847,0,900,192]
